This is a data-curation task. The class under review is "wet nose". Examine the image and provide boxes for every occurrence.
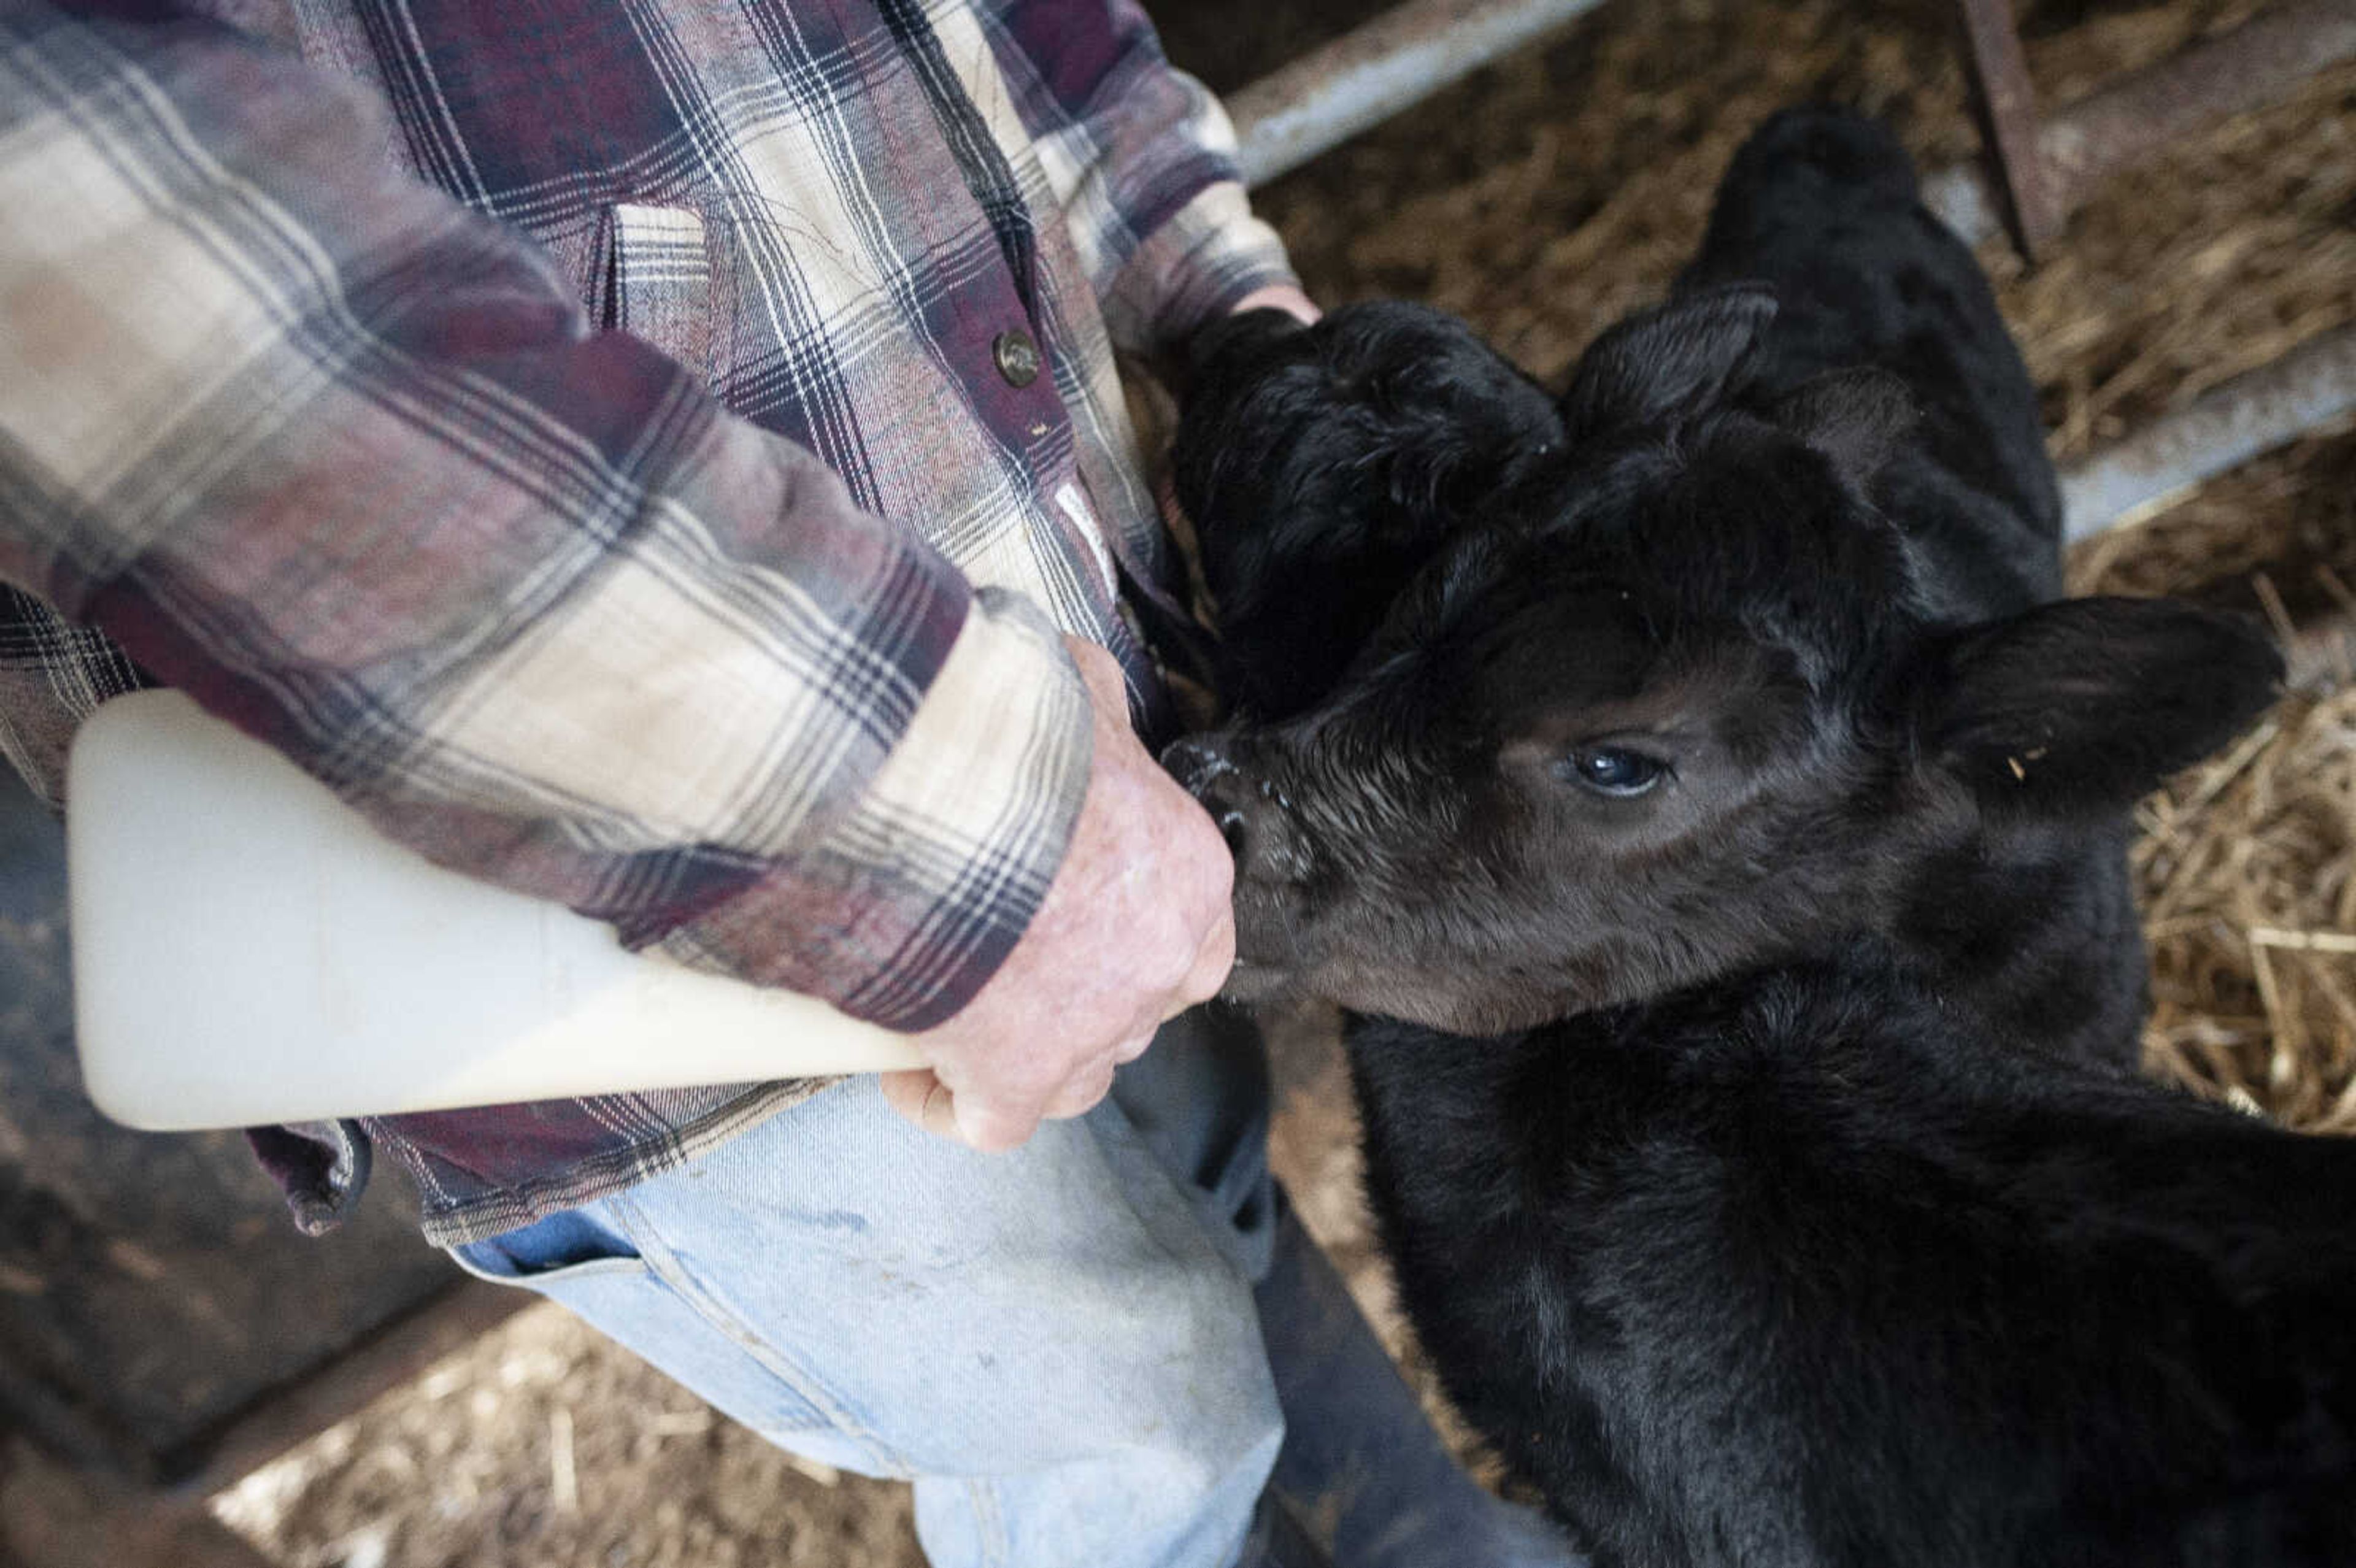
[1161,738,1257,861]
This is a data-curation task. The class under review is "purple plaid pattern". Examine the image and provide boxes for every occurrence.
[0,0,1293,1242]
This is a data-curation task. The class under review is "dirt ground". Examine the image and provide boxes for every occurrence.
[208,1,2356,1563]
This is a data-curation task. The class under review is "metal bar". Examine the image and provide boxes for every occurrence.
[2060,325,2356,540]
[1230,0,1609,188]
[2046,0,2356,201]
[1951,0,2065,256]
[1926,0,2356,245]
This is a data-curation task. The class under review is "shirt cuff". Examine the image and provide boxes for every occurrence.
[1102,176,1302,360]
[651,587,1093,1031]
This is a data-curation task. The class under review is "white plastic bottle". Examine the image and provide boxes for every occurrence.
[69,691,922,1131]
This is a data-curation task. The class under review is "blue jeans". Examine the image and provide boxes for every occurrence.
[452,1006,1284,1568]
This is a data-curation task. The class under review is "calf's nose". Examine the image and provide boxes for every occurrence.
[1161,737,1259,862]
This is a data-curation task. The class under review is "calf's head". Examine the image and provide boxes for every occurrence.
[1168,290,2281,1032]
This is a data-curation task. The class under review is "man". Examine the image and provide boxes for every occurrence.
[0,4,1569,1563]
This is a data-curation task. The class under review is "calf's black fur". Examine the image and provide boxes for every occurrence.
[1176,301,1563,718]
[1347,946,2356,1567]
[1169,109,2341,1564]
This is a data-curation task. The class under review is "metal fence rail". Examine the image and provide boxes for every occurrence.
[1230,0,1607,187]
[2061,325,2356,541]
[1922,0,2356,248]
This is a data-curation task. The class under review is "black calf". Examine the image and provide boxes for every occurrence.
[1167,107,2326,1564]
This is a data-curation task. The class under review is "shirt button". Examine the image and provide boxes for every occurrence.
[993,328,1041,388]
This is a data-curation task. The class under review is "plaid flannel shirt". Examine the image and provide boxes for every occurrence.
[0,0,1293,1242]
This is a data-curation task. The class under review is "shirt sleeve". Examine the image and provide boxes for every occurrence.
[0,4,1092,1030]
[1006,0,1301,359]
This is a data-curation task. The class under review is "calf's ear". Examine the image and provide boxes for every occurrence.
[1911,596,2282,813]
[1561,285,1777,439]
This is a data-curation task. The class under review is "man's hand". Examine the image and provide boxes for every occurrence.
[1230,283,1321,326]
[880,636,1236,1151]
[880,288,1314,1151]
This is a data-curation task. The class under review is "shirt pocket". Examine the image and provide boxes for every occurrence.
[593,202,721,388]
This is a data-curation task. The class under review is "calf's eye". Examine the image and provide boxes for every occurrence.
[1562,747,1667,797]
